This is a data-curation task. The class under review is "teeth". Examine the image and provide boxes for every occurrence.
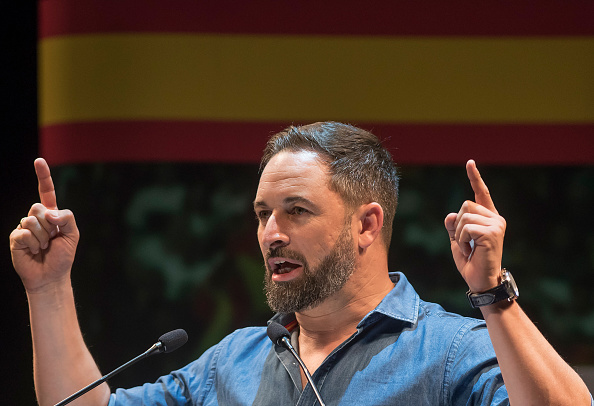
[272,260,297,275]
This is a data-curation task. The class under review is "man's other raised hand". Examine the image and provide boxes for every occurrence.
[444,160,506,294]
[9,158,79,293]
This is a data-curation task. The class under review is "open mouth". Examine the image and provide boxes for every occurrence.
[268,257,304,280]
[273,260,302,274]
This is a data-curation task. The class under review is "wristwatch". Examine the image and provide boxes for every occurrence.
[467,268,519,308]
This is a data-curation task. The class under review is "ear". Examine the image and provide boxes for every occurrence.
[356,202,384,250]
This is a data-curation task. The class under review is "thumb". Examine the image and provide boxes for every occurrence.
[45,209,79,238]
[444,213,457,241]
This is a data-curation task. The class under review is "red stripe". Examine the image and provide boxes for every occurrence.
[40,121,594,166]
[39,0,594,38]
[284,320,299,333]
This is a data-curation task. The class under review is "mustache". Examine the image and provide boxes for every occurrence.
[265,247,306,262]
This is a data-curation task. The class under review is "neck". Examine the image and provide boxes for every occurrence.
[295,265,394,347]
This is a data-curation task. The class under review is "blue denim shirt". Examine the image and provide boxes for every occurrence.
[108,272,516,405]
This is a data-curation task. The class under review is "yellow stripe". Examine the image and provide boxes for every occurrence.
[40,34,594,125]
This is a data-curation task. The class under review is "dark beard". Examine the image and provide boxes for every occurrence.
[264,225,356,313]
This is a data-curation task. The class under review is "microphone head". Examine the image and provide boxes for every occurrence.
[158,329,188,353]
[267,322,290,346]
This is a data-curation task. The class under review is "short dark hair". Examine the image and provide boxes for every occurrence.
[260,122,399,248]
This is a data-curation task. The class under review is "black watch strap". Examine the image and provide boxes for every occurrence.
[467,285,509,308]
[467,269,519,308]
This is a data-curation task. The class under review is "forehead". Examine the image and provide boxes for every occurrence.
[255,150,334,204]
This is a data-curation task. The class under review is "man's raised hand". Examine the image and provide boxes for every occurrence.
[9,158,79,293]
[444,160,506,293]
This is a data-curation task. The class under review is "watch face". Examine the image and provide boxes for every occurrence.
[503,269,519,298]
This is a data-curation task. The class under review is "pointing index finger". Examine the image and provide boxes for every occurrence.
[466,159,497,213]
[34,158,58,209]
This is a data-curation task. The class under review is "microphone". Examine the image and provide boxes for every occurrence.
[54,329,188,406]
[267,322,326,406]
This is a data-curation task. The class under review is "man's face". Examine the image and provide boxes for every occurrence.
[254,150,357,313]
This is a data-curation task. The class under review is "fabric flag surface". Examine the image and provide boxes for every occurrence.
[39,0,594,165]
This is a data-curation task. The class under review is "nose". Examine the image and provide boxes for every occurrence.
[261,213,289,250]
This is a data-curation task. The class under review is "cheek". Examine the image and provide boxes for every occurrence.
[302,234,338,265]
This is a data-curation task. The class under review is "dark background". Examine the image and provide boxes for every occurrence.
[3,3,594,405]
[3,1,40,404]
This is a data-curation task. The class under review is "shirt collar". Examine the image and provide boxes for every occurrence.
[268,272,420,331]
[358,272,420,328]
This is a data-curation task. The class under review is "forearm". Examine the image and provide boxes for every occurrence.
[482,300,591,406]
[28,280,110,406]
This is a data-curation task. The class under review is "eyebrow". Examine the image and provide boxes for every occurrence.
[253,196,319,211]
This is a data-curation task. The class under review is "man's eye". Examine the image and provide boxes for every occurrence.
[291,207,308,216]
[256,211,271,221]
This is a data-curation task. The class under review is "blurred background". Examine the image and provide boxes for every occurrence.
[3,1,594,404]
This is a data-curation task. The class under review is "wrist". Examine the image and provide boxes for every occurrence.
[466,264,504,293]
[467,276,501,295]
[25,275,73,298]
[480,296,517,315]
[467,268,519,309]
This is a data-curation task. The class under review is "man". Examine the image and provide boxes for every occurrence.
[10,122,593,405]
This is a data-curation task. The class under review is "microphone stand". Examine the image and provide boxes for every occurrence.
[278,335,326,406]
[54,342,163,406]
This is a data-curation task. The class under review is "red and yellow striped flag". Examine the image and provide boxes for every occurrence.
[39,0,594,165]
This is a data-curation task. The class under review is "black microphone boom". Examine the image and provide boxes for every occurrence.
[54,329,188,406]
[267,322,326,406]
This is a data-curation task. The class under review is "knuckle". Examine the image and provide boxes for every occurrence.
[19,216,31,229]
[30,202,46,214]
[11,229,29,248]
[9,229,21,244]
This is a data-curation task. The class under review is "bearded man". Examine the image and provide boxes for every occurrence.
[10,122,593,405]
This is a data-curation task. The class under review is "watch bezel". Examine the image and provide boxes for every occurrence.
[501,268,519,299]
